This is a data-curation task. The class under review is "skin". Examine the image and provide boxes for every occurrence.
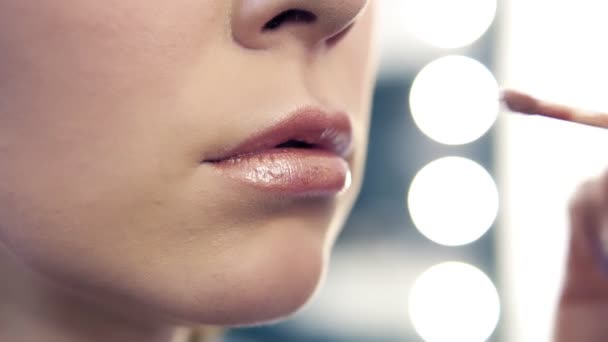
[0,1,377,341]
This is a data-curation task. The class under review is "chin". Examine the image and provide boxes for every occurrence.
[149,219,331,327]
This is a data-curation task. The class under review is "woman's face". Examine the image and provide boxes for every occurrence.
[0,0,376,325]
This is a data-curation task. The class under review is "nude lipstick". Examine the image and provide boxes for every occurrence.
[205,108,353,196]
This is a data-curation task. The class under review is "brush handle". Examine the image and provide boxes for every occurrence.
[502,89,608,129]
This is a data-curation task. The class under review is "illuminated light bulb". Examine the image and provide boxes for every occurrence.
[410,55,499,145]
[403,0,497,49]
[409,262,500,342]
[407,156,498,246]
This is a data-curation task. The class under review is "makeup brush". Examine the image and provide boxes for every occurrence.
[502,89,608,129]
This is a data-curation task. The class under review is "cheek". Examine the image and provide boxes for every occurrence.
[0,0,225,253]
[324,3,377,108]
[0,0,230,318]
[0,0,226,117]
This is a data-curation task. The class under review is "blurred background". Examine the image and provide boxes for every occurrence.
[226,0,608,341]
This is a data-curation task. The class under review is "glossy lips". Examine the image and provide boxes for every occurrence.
[205,109,353,196]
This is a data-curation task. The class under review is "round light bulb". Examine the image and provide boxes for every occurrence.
[409,262,500,342]
[407,156,499,246]
[410,55,499,145]
[403,0,497,49]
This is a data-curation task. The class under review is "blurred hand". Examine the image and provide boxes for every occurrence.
[502,89,608,341]
[555,169,608,341]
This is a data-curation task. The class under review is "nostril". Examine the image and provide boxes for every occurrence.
[233,0,366,50]
[262,9,317,31]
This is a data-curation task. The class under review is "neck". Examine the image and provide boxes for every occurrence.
[0,245,186,342]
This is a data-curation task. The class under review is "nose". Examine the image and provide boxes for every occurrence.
[232,0,368,50]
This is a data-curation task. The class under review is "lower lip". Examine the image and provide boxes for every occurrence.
[210,149,351,196]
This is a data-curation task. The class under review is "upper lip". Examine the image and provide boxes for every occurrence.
[204,107,353,162]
